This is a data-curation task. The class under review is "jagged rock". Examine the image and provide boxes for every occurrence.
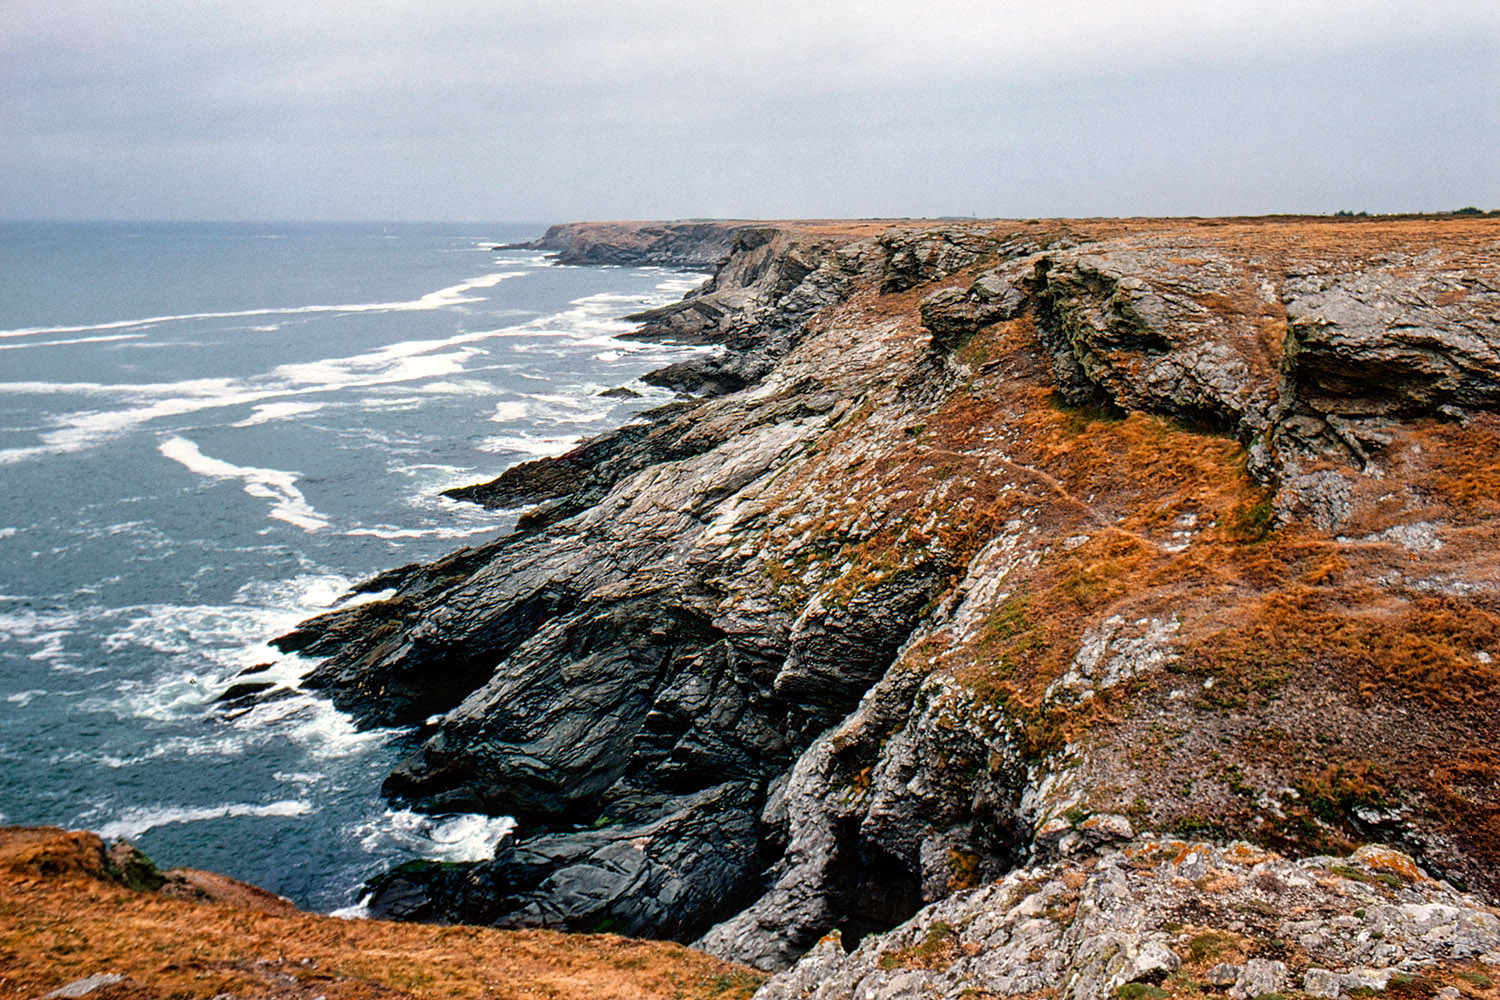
[754,842,1500,1000]
[366,782,762,940]
[1231,958,1290,999]
[1029,249,1283,432]
[773,561,950,739]
[283,218,1500,970]
[697,669,1026,969]
[43,973,127,998]
[879,225,1004,293]
[920,259,1037,352]
[1284,266,1500,418]
[521,220,744,268]
[1206,962,1242,986]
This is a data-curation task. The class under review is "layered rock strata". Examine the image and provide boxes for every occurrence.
[273,217,1500,980]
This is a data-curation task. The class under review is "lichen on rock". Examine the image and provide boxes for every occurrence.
[271,216,1500,986]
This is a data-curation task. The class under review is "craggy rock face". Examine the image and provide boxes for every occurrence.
[527,220,746,268]
[757,840,1500,1000]
[270,216,1500,979]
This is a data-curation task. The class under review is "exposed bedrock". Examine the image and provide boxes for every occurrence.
[519,220,746,268]
[758,840,1500,1000]
[278,217,1500,977]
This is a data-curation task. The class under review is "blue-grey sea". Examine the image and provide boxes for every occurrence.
[0,221,705,911]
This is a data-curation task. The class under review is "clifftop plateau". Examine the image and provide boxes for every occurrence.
[267,216,1500,998]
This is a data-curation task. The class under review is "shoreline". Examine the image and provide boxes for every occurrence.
[278,216,1500,977]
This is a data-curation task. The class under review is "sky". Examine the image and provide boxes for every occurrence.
[3,0,1497,222]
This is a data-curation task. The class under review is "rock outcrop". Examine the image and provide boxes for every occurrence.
[758,840,1500,1000]
[274,216,1500,988]
[511,220,747,268]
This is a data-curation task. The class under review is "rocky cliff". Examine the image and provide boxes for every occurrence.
[272,216,1500,996]
[509,220,748,267]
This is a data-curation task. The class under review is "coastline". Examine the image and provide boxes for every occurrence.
[0,224,724,913]
[277,217,1500,964]
[155,214,1500,999]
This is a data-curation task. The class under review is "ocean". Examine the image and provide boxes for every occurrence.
[0,221,707,910]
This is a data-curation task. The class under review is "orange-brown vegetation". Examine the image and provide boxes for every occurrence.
[0,827,765,1000]
[744,214,1500,895]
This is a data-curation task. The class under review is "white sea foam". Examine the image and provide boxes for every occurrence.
[0,527,17,539]
[231,572,356,614]
[521,391,615,426]
[0,272,527,339]
[340,587,397,607]
[656,276,703,294]
[231,692,389,760]
[343,524,501,541]
[353,808,514,863]
[477,434,581,459]
[409,378,498,396]
[93,681,386,764]
[0,607,82,669]
[359,396,424,410]
[489,400,530,422]
[0,284,602,466]
[75,571,360,727]
[390,461,469,477]
[0,335,516,465]
[97,799,315,840]
[232,401,326,427]
[0,333,148,351]
[159,435,330,531]
[6,689,48,706]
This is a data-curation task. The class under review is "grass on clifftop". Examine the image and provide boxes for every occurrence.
[0,827,766,1000]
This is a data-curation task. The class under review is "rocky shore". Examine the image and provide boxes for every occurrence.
[497,219,747,267]
[271,216,1500,997]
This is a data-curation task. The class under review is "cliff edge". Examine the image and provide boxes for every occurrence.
[0,826,763,999]
[272,216,1500,995]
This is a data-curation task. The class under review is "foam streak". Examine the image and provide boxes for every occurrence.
[158,436,329,531]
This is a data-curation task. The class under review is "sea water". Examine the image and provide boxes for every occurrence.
[0,221,707,910]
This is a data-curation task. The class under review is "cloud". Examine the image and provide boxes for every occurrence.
[3,0,1497,220]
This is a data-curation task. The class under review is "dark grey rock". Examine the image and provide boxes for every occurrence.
[280,220,1500,973]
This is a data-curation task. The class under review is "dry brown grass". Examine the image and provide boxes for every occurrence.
[0,827,765,1000]
[770,216,1500,891]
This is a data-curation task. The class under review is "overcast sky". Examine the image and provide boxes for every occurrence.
[3,0,1497,222]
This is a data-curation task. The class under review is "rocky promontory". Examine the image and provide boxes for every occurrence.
[503,220,748,267]
[274,216,1500,996]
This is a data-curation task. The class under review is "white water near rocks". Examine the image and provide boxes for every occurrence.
[0,221,705,910]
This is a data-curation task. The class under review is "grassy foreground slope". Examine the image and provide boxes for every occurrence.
[0,827,764,1000]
